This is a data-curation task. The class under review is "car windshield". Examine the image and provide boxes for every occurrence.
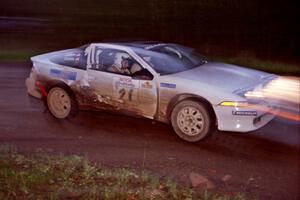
[133,44,207,75]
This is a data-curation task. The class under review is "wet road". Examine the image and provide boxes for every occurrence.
[0,62,299,200]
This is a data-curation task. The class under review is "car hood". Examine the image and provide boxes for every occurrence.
[169,62,276,93]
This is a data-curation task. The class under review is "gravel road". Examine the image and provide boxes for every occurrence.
[0,62,299,200]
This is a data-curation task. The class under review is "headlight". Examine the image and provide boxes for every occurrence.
[233,85,265,104]
[219,101,249,107]
[244,90,264,98]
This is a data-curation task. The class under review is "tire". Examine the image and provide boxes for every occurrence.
[171,100,213,142]
[46,83,78,119]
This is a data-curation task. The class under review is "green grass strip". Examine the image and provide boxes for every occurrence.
[0,144,249,200]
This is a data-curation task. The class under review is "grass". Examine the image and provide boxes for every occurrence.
[0,51,41,61]
[0,144,249,200]
[0,145,191,200]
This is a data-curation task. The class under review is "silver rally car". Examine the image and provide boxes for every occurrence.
[26,42,278,142]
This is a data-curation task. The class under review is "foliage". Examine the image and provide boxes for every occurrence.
[0,144,249,200]
[213,56,299,75]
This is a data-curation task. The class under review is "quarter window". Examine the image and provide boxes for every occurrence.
[50,48,87,70]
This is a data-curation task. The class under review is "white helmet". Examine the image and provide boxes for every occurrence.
[113,52,130,68]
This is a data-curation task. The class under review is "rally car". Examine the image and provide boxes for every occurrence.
[26,42,278,142]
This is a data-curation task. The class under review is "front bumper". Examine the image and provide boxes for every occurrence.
[213,102,278,132]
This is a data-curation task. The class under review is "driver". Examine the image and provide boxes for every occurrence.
[120,57,133,74]
[108,52,142,75]
[108,52,131,75]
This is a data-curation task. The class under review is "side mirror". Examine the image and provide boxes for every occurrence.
[132,69,153,80]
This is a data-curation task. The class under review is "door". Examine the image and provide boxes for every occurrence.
[86,44,158,118]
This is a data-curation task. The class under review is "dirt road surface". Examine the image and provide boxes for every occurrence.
[0,62,299,200]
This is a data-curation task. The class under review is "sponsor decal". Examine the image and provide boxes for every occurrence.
[160,82,176,89]
[115,77,135,88]
[232,110,257,116]
[141,81,153,89]
[63,71,77,81]
[50,69,77,81]
[50,68,62,77]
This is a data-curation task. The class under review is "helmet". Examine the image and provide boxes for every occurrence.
[113,52,130,68]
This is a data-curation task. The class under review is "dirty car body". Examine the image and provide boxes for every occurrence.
[26,42,278,142]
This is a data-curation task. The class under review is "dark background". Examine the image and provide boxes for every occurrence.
[0,0,299,63]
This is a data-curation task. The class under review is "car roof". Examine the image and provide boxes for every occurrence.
[78,41,169,52]
[110,41,168,50]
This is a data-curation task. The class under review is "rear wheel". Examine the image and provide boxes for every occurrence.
[171,100,212,142]
[47,84,77,119]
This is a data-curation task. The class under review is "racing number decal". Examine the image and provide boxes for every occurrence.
[128,89,133,101]
[118,88,133,101]
[119,88,126,99]
[114,77,138,102]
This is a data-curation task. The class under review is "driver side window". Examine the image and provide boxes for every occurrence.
[90,47,144,76]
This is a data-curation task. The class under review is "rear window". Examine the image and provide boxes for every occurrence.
[50,48,87,70]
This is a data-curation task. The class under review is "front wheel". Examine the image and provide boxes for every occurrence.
[171,100,213,142]
[47,84,77,119]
